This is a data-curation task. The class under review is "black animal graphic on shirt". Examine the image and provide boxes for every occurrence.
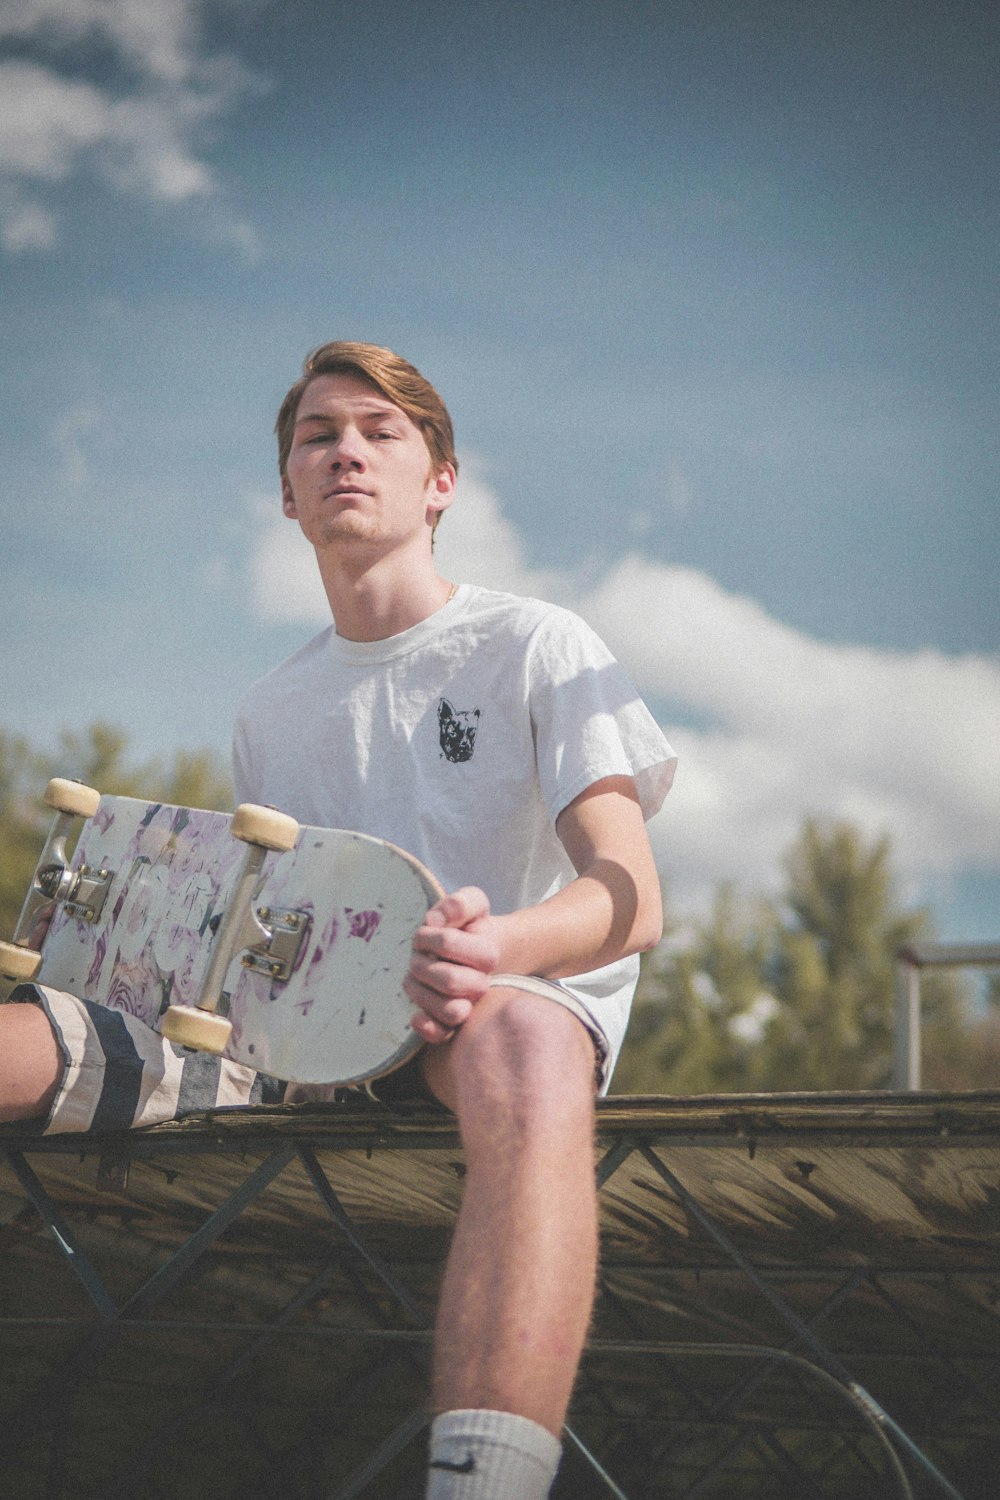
[438,699,481,763]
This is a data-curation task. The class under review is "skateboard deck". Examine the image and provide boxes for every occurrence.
[3,788,444,1085]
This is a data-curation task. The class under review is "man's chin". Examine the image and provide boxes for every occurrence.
[315,516,381,546]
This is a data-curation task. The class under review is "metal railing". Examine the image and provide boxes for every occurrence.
[893,942,1000,1089]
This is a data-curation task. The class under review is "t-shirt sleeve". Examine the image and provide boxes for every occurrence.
[526,607,677,825]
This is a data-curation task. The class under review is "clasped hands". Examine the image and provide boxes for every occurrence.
[404,886,501,1044]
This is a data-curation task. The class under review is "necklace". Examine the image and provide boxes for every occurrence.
[445,581,458,603]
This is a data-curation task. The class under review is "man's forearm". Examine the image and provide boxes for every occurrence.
[405,779,663,1040]
[491,859,663,981]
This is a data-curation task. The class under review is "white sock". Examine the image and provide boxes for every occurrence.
[426,1408,562,1499]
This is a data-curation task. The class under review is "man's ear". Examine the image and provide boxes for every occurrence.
[281,473,297,518]
[427,463,456,522]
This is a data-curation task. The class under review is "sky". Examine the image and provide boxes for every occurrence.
[1,0,998,943]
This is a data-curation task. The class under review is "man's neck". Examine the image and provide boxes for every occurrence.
[317,550,456,642]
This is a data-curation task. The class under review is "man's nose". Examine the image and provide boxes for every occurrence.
[330,428,365,468]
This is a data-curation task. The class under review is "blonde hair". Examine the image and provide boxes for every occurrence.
[275,341,457,480]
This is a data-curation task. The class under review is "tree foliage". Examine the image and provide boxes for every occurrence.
[615,818,993,1095]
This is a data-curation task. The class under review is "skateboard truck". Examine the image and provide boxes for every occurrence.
[36,860,112,924]
[241,905,310,981]
[0,779,104,992]
[161,804,301,1054]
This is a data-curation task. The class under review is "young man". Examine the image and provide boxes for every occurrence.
[1,342,676,1498]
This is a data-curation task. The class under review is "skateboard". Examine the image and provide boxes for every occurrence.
[0,780,444,1085]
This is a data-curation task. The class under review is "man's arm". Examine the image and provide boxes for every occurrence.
[405,775,662,1044]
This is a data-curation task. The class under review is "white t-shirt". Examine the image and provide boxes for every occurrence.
[232,584,676,1075]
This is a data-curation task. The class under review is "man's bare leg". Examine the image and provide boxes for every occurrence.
[421,986,599,1435]
[0,1003,62,1122]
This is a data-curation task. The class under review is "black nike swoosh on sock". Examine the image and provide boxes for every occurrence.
[429,1454,476,1473]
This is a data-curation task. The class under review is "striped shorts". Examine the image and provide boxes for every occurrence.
[18,985,285,1136]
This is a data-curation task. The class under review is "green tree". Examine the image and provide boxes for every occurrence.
[769,821,971,1089]
[918,970,1000,1090]
[44,723,231,809]
[613,885,778,1095]
[613,819,973,1095]
[764,821,920,1089]
[0,730,48,945]
[612,940,722,1095]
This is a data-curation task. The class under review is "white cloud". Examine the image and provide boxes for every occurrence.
[247,492,328,623]
[0,63,112,179]
[246,474,1000,918]
[434,465,570,602]
[0,1,261,250]
[0,0,202,85]
[0,192,57,250]
[579,558,1000,879]
[101,92,216,198]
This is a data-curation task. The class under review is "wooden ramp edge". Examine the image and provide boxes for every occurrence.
[2,1092,998,1499]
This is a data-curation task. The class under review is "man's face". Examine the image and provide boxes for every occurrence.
[281,373,454,553]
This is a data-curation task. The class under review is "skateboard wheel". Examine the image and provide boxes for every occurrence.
[232,804,299,852]
[0,941,43,983]
[44,779,101,818]
[161,1005,233,1053]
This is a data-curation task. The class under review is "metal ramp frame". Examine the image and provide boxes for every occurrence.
[1,1091,998,1498]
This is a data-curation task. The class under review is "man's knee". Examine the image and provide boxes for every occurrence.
[0,1001,63,1122]
[472,985,594,1082]
[424,985,597,1128]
